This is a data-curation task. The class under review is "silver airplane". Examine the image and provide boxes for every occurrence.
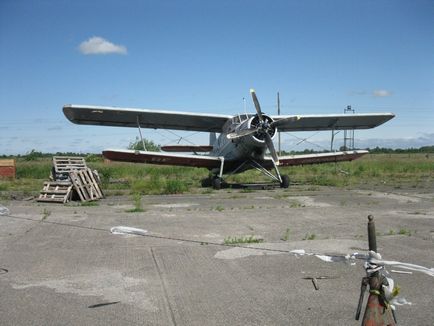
[63,89,394,189]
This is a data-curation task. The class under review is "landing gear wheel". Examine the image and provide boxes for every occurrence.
[212,177,222,190]
[280,175,290,188]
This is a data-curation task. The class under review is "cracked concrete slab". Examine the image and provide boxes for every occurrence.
[1,185,433,325]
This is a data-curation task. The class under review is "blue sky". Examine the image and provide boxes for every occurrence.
[1,0,433,155]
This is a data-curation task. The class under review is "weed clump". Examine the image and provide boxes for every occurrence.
[302,233,316,240]
[281,228,291,241]
[224,235,263,245]
[125,193,145,213]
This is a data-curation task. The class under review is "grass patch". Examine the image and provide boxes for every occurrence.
[80,201,99,207]
[125,193,145,213]
[164,179,189,194]
[289,200,303,208]
[224,235,263,245]
[0,183,9,191]
[383,228,412,236]
[281,228,291,241]
[398,228,412,236]
[41,208,51,220]
[303,233,316,240]
[213,205,225,212]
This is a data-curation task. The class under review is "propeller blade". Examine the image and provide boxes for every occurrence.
[271,115,300,128]
[250,89,264,121]
[226,128,257,140]
[265,132,279,164]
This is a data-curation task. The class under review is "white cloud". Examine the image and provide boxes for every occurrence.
[79,36,127,55]
[373,89,392,97]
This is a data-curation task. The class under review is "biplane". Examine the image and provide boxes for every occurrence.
[63,89,394,189]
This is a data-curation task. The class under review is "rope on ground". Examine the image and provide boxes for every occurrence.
[4,215,434,278]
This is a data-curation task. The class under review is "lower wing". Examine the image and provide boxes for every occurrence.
[160,145,213,152]
[276,150,368,166]
[103,149,221,169]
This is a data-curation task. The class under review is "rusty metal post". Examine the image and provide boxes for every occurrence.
[367,214,377,252]
[356,215,396,326]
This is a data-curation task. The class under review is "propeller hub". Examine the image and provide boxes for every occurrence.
[249,114,276,142]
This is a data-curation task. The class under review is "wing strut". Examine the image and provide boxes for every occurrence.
[136,116,147,151]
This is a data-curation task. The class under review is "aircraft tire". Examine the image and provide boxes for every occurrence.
[212,177,222,190]
[280,175,290,188]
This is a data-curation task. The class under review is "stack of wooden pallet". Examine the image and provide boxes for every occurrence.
[37,156,103,204]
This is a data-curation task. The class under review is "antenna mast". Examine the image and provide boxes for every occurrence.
[277,91,281,155]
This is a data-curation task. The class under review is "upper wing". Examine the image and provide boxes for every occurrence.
[274,150,369,166]
[271,113,394,132]
[63,105,232,132]
[103,149,222,169]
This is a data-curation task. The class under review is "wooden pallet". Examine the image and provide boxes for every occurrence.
[52,156,88,180]
[37,181,73,203]
[69,168,104,202]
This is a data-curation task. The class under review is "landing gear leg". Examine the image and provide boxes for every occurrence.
[209,156,225,190]
[280,175,290,188]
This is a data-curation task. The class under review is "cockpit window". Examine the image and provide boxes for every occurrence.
[232,116,240,124]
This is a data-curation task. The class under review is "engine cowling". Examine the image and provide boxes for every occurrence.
[248,114,276,143]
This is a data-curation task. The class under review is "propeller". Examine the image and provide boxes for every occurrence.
[250,88,264,121]
[227,89,301,164]
[265,132,279,163]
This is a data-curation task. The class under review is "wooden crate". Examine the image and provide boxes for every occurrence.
[0,159,16,179]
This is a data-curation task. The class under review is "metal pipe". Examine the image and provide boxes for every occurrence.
[367,215,377,252]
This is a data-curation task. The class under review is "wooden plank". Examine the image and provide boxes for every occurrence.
[76,171,90,200]
[37,197,67,203]
[80,171,93,199]
[40,190,73,195]
[87,170,104,198]
[69,171,88,202]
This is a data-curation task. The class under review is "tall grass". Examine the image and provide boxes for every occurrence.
[1,153,433,196]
